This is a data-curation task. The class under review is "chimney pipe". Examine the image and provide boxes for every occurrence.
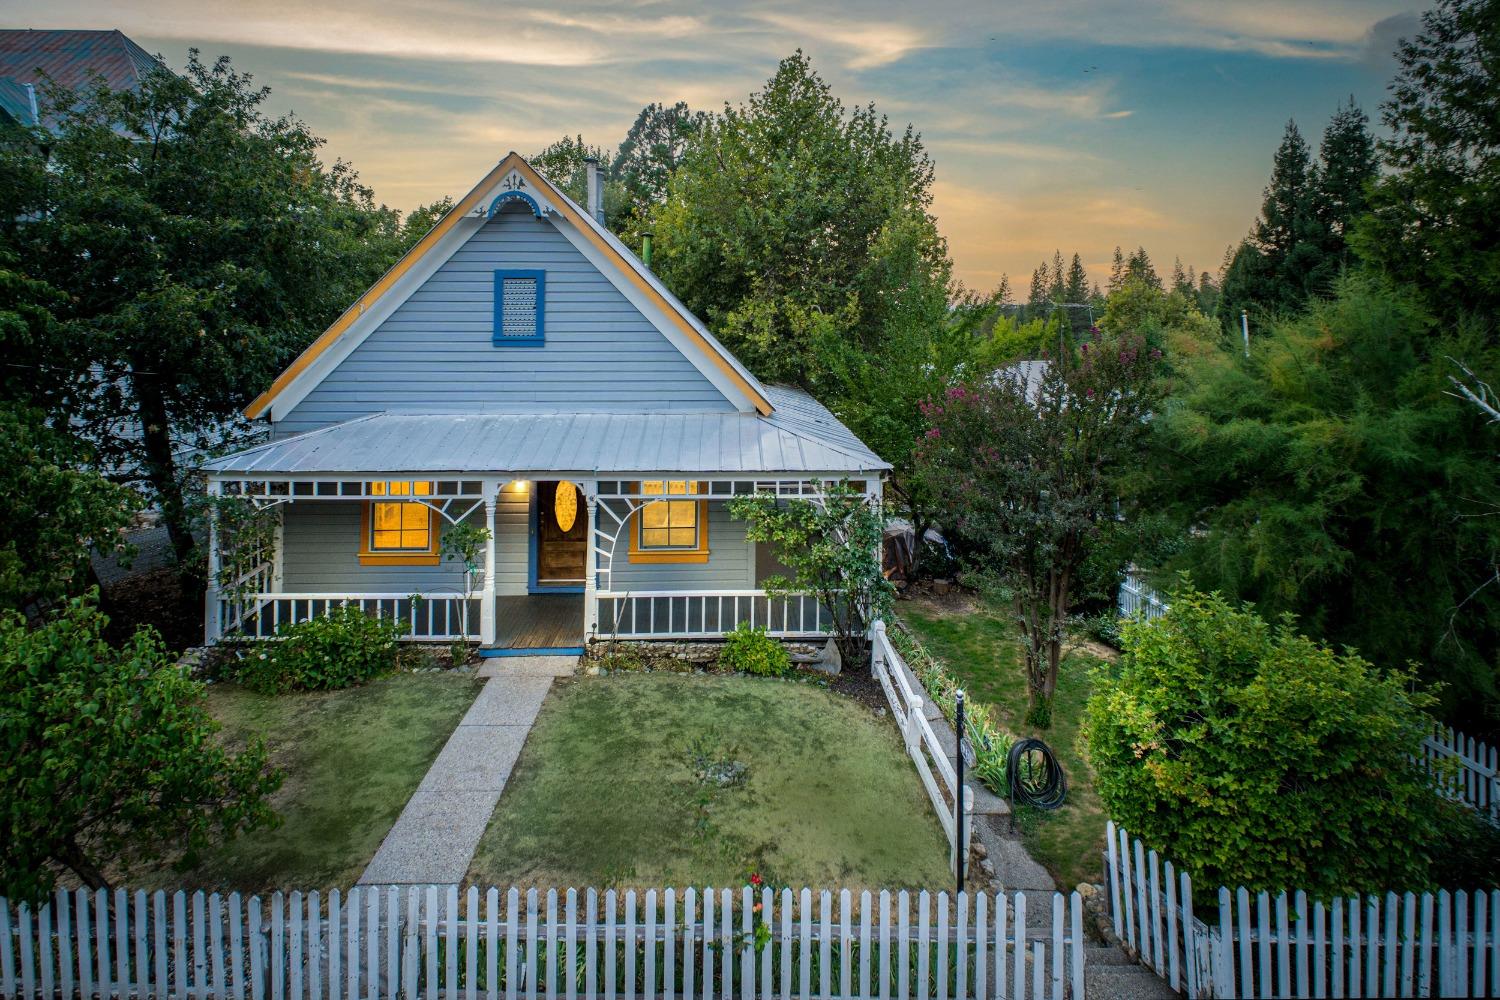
[584,156,603,225]
[641,232,654,270]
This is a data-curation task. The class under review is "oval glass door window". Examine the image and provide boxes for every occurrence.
[554,480,578,533]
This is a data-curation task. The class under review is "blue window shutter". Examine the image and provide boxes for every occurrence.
[492,269,545,346]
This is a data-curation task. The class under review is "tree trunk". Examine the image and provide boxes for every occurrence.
[60,836,109,891]
[133,374,196,565]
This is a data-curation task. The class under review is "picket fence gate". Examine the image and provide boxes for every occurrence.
[0,884,1086,999]
[1104,821,1500,998]
[1420,724,1500,826]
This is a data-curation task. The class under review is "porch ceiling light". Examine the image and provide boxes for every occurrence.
[555,480,578,532]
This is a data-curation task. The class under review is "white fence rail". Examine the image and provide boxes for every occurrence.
[870,621,975,880]
[1,884,1085,999]
[221,593,479,641]
[1421,725,1499,826]
[1106,821,1500,998]
[1116,573,1169,621]
[596,590,832,639]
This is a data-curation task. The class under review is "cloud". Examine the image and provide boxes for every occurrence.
[752,12,930,69]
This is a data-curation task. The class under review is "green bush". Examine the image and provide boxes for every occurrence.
[1076,611,1122,649]
[719,623,792,677]
[238,604,407,694]
[1082,587,1447,897]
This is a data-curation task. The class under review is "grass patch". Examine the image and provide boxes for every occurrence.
[899,602,1111,889]
[122,671,481,892]
[467,674,951,891]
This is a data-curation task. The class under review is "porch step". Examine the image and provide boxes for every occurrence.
[478,645,585,658]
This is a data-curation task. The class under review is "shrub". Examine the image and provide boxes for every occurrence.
[1076,611,1122,649]
[238,604,407,694]
[1,596,279,900]
[1082,587,1446,897]
[719,623,792,677]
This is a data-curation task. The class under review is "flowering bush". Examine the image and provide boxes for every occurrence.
[237,604,407,694]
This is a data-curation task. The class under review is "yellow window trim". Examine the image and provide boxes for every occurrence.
[628,498,710,564]
[358,502,440,566]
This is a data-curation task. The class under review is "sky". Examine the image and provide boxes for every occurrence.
[10,0,1422,293]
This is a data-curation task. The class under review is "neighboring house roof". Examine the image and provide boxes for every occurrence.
[1000,359,1051,402]
[245,151,774,420]
[0,29,161,113]
[204,385,888,477]
[0,78,37,125]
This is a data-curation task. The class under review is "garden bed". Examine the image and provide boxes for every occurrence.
[898,595,1111,889]
[116,670,482,892]
[466,673,952,891]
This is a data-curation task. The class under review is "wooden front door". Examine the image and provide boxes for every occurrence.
[535,480,586,588]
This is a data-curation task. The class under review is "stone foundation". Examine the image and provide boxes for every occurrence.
[583,637,830,673]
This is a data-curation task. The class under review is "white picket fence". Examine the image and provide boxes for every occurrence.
[1105,821,1500,998]
[869,621,975,879]
[1115,574,1169,621]
[0,884,1086,999]
[1421,724,1499,826]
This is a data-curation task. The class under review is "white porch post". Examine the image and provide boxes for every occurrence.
[583,486,599,640]
[479,480,498,646]
[203,478,223,645]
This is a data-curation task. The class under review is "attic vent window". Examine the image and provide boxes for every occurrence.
[493,269,545,346]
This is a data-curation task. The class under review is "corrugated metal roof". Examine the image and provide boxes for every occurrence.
[0,78,36,125]
[0,29,161,101]
[204,385,888,477]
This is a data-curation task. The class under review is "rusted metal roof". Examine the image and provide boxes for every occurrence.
[0,29,161,109]
[205,385,889,478]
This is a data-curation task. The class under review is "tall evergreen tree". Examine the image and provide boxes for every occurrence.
[1047,249,1067,303]
[610,101,706,236]
[1108,246,1126,293]
[1064,253,1090,303]
[1171,257,1190,295]
[1355,0,1500,320]
[1126,247,1162,289]
[1027,261,1050,313]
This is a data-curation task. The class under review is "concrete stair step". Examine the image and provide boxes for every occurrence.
[1083,945,1136,966]
[1083,962,1178,1000]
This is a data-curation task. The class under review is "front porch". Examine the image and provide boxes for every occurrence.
[203,473,856,649]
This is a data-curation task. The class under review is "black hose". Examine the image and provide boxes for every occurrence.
[1007,737,1068,810]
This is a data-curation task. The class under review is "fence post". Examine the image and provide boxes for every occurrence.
[204,479,223,644]
[870,620,886,680]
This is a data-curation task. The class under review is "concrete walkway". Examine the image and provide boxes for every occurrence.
[358,655,577,886]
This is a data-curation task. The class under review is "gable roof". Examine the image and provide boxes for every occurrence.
[0,29,161,107]
[246,152,774,420]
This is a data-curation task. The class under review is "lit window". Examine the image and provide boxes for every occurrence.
[360,481,438,564]
[493,269,545,345]
[630,481,708,563]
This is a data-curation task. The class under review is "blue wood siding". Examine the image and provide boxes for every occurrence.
[276,205,734,436]
[607,503,754,591]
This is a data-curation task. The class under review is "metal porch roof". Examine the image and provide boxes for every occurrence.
[205,386,888,477]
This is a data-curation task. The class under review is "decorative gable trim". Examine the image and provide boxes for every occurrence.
[244,152,772,422]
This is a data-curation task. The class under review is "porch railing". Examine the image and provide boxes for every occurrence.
[595,590,832,639]
[221,593,479,641]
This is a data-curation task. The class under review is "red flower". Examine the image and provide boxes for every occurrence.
[749,873,764,887]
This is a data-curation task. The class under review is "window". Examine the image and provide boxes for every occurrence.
[628,481,709,563]
[359,481,439,565]
[493,269,545,345]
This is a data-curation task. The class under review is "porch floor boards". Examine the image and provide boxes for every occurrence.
[492,593,585,650]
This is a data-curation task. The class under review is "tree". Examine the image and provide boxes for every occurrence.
[529,134,622,220]
[1147,277,1500,736]
[1026,262,1050,314]
[1355,0,1500,319]
[728,484,892,666]
[1064,253,1090,304]
[1,53,410,566]
[439,521,491,659]
[0,596,280,898]
[1107,246,1126,294]
[915,336,1162,723]
[611,102,706,235]
[1125,246,1162,290]
[1311,98,1375,278]
[649,51,951,388]
[1083,587,1448,896]
[0,407,139,616]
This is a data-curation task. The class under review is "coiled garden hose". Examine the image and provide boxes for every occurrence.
[1007,737,1068,811]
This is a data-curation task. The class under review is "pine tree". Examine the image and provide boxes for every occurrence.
[1048,250,1066,303]
[1064,253,1090,303]
[1126,247,1162,289]
[1027,261,1050,313]
[1171,257,1189,295]
[1108,246,1126,293]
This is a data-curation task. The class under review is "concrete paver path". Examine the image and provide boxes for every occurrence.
[358,655,576,886]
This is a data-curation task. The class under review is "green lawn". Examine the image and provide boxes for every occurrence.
[899,602,1111,890]
[123,671,481,892]
[467,674,952,891]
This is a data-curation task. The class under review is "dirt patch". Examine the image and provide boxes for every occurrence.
[98,564,205,653]
[826,667,889,713]
[899,588,981,618]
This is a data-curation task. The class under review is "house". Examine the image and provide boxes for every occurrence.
[0,29,161,129]
[202,153,889,656]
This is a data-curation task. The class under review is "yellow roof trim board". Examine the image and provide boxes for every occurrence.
[245,151,772,421]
